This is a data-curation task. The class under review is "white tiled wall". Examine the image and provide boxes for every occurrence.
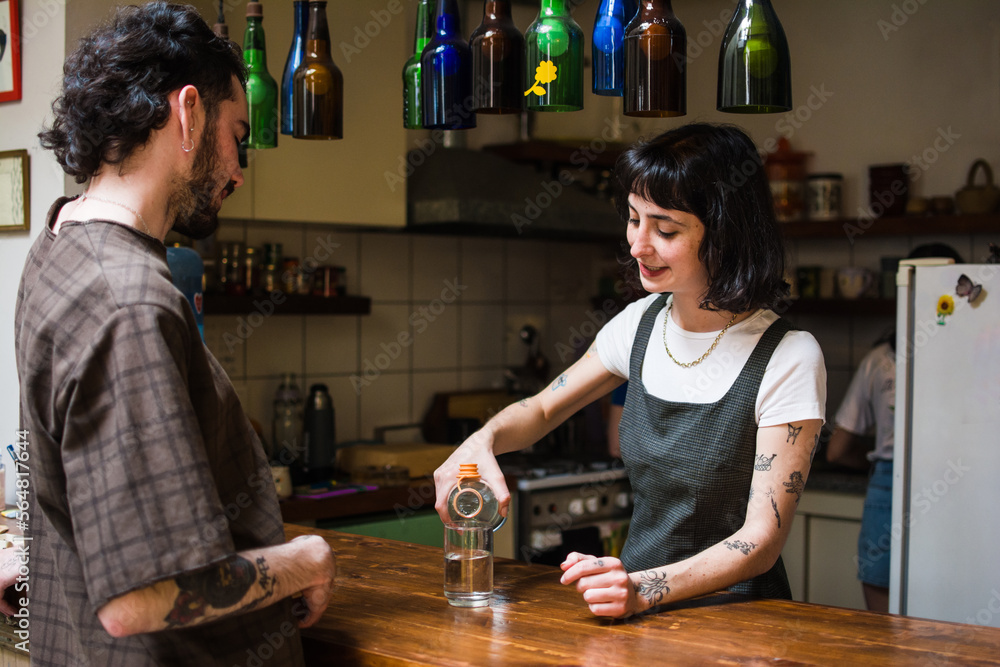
[205,219,997,446]
[205,221,609,446]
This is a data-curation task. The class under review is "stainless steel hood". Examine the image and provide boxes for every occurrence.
[406,148,621,241]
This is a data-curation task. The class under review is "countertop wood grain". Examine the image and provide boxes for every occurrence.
[285,523,1000,666]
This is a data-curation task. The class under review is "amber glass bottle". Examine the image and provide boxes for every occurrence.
[293,1,343,139]
[470,0,524,114]
[624,0,686,117]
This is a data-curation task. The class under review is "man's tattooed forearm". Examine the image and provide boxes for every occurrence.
[783,471,805,503]
[633,570,670,606]
[786,424,802,444]
[725,540,758,556]
[165,555,269,627]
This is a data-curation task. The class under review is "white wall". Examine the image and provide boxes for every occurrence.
[0,0,65,505]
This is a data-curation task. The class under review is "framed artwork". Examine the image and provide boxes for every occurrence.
[0,149,29,232]
[0,0,22,103]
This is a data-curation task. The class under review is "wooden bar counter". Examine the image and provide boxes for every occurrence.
[285,524,1000,666]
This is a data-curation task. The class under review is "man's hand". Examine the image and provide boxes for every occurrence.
[0,549,19,616]
[290,535,336,628]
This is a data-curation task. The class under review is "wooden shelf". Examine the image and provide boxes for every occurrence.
[204,293,371,316]
[779,298,896,317]
[780,212,1000,239]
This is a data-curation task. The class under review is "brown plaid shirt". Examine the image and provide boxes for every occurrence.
[15,199,305,666]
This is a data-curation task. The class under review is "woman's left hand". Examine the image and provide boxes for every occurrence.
[559,552,639,618]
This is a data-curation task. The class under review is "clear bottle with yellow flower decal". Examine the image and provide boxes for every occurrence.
[524,0,584,111]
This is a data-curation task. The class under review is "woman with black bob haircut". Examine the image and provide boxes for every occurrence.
[40,1,246,183]
[613,122,789,314]
[433,123,827,618]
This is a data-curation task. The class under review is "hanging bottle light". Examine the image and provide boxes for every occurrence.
[624,0,686,117]
[403,0,436,129]
[470,0,524,114]
[421,0,476,130]
[293,0,343,140]
[717,0,792,113]
[592,0,636,97]
[524,0,584,112]
[243,1,278,149]
[281,1,309,136]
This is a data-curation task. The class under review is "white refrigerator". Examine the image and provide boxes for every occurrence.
[891,259,1000,626]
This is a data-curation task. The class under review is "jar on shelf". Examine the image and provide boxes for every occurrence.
[807,173,843,221]
[765,138,810,223]
[220,241,245,295]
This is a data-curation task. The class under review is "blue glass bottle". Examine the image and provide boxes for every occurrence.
[421,0,476,130]
[592,0,635,96]
[281,1,309,136]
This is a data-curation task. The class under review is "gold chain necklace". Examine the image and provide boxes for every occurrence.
[80,192,153,236]
[662,301,739,368]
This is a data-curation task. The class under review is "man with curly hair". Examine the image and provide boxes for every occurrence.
[13,3,335,665]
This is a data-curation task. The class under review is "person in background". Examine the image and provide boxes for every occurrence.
[606,382,628,458]
[14,4,335,664]
[827,243,964,613]
[434,123,826,618]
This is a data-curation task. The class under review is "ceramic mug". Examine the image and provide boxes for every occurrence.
[837,267,874,299]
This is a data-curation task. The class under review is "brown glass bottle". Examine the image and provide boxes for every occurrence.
[471,0,524,114]
[624,0,686,117]
[293,1,343,139]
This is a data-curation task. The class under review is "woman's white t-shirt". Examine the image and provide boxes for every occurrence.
[595,293,827,428]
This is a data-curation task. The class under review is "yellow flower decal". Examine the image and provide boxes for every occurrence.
[936,294,955,325]
[525,60,558,97]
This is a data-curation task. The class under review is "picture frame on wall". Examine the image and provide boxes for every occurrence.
[0,150,30,233]
[0,0,22,103]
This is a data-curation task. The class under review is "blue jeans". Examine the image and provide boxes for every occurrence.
[857,459,892,588]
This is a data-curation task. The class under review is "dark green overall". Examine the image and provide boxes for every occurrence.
[619,294,793,598]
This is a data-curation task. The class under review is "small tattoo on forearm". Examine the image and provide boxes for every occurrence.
[552,374,567,390]
[633,570,670,605]
[810,434,820,463]
[725,540,758,556]
[783,471,805,503]
[256,556,275,594]
[748,486,755,501]
[595,559,604,567]
[786,424,802,444]
[519,398,528,408]
[769,493,781,528]
[754,453,777,471]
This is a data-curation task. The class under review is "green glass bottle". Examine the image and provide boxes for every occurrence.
[403,0,435,129]
[717,0,792,113]
[243,1,279,149]
[524,0,584,112]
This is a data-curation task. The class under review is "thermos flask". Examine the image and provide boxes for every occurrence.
[302,383,336,483]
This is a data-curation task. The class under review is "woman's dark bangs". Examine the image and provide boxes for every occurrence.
[628,152,693,215]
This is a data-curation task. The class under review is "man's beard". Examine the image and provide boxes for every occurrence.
[170,119,233,240]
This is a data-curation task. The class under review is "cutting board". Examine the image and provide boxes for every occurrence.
[336,443,458,479]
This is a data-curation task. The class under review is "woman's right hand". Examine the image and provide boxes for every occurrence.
[433,429,510,525]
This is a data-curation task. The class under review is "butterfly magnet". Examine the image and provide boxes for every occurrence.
[956,274,983,304]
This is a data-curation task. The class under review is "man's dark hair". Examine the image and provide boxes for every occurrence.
[39,2,247,183]
[613,123,788,313]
